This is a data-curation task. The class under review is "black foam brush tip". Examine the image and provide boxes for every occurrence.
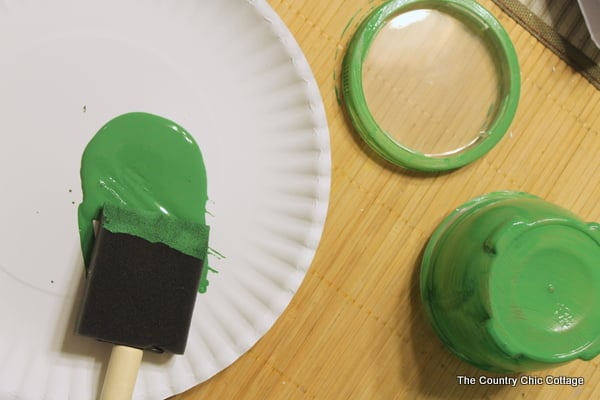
[76,210,205,354]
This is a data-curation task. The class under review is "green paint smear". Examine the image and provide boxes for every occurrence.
[78,112,212,291]
[102,203,209,260]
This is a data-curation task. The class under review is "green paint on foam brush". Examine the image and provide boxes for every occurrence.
[78,112,214,292]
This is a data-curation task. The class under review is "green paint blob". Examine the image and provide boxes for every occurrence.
[78,112,211,290]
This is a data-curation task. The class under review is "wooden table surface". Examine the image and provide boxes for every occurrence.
[174,0,600,398]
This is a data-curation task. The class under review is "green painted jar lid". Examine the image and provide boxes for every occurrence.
[341,0,520,171]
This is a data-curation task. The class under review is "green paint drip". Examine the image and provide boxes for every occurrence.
[198,264,218,294]
[78,112,212,291]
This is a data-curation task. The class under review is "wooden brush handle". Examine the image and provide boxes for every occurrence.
[100,345,143,400]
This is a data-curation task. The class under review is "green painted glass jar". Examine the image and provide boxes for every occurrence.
[421,191,600,372]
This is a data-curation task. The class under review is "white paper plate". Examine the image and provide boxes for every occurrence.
[0,0,331,398]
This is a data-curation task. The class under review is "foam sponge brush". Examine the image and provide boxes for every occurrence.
[76,203,209,398]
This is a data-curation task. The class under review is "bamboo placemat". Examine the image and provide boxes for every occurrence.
[173,0,600,398]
